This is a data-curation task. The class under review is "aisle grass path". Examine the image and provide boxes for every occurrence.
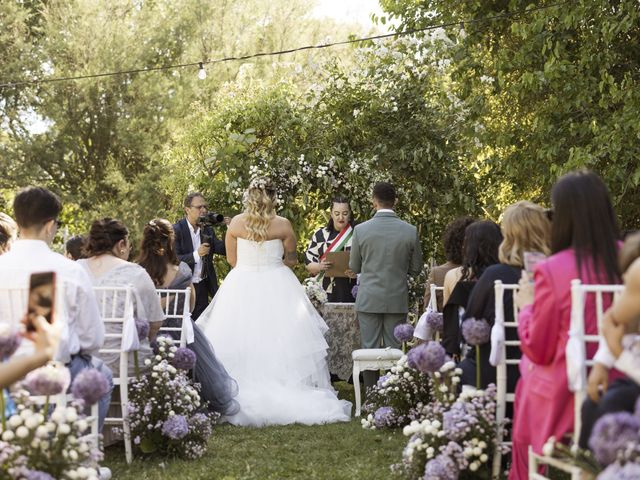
[104,382,407,479]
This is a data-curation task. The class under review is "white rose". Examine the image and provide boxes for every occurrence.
[480,454,488,463]
[155,355,162,361]
[30,438,40,448]
[69,449,79,461]
[20,408,34,420]
[144,359,151,365]
[169,410,175,416]
[16,426,29,438]
[151,372,158,378]
[470,462,479,471]
[59,424,71,435]
[66,407,78,422]
[68,470,79,480]
[36,425,49,438]
[77,419,88,432]
[464,447,474,458]
[159,347,165,352]
[403,372,410,379]
[2,430,15,441]
[478,441,487,449]
[473,447,482,456]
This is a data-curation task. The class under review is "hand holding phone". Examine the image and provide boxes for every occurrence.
[26,272,56,332]
[523,251,547,278]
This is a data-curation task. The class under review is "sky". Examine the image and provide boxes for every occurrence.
[311,0,386,29]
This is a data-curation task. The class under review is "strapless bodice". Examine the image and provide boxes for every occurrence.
[235,237,284,270]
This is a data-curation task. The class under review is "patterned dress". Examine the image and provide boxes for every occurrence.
[305,226,356,303]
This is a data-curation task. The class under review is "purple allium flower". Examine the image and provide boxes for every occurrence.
[589,412,640,466]
[351,284,358,299]
[0,326,21,360]
[71,368,110,406]
[171,347,196,370]
[598,462,640,480]
[373,406,396,428]
[462,317,491,346]
[162,414,189,440]
[426,311,444,333]
[24,362,71,396]
[23,470,55,480]
[394,323,415,343]
[407,341,446,373]
[424,453,459,480]
[376,373,390,388]
[135,318,150,341]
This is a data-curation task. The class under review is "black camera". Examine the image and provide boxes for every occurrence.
[197,212,225,227]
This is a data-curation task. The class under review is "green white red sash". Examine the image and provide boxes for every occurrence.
[320,225,353,261]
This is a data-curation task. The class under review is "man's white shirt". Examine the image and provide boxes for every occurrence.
[0,239,104,363]
[188,221,203,284]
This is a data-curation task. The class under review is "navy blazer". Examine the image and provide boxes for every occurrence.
[173,218,226,296]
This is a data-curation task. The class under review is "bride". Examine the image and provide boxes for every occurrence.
[196,177,351,426]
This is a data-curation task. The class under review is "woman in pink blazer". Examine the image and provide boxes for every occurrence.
[509,171,620,479]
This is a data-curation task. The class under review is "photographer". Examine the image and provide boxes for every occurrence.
[173,192,227,319]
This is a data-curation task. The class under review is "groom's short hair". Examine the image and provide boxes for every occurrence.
[373,182,396,208]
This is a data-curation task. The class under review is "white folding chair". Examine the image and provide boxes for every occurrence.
[529,279,622,479]
[568,280,623,444]
[156,288,193,347]
[490,281,520,479]
[94,286,135,464]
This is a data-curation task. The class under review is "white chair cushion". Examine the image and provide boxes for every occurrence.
[352,348,403,361]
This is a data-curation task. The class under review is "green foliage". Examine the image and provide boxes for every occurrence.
[381,0,640,226]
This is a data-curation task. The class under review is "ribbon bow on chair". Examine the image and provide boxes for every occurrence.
[180,311,195,347]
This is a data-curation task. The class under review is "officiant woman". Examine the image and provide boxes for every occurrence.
[305,196,357,302]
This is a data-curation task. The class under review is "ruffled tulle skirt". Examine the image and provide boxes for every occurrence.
[196,264,351,426]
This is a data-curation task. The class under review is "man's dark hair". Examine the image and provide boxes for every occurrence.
[551,170,620,283]
[372,182,396,208]
[443,217,476,264]
[183,192,204,208]
[13,187,62,229]
[65,235,87,260]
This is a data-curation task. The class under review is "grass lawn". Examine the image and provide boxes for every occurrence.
[104,382,407,480]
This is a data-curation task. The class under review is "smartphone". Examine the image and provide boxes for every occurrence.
[523,252,546,277]
[26,271,56,332]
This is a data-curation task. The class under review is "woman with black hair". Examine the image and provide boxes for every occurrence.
[509,171,621,480]
[441,221,503,357]
[305,196,357,302]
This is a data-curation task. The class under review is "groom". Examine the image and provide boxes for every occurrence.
[174,192,226,320]
[349,182,423,390]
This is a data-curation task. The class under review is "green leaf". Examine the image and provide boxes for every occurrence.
[139,437,158,454]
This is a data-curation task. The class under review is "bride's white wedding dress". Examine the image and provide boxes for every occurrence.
[196,237,351,426]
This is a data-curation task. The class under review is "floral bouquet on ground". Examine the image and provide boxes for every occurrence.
[303,277,328,310]
[127,336,219,459]
[0,364,109,480]
[360,343,461,430]
[395,385,504,480]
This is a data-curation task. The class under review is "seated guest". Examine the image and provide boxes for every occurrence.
[510,171,621,480]
[423,217,475,311]
[78,218,165,376]
[0,315,59,389]
[137,219,239,415]
[0,213,17,254]
[441,221,502,358]
[579,232,640,447]
[459,201,551,389]
[65,234,87,260]
[0,187,112,430]
[305,195,358,302]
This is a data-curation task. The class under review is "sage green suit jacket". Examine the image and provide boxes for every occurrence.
[349,211,423,313]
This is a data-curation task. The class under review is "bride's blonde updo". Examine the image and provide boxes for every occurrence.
[244,177,277,243]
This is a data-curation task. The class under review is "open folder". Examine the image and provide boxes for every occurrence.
[325,251,350,278]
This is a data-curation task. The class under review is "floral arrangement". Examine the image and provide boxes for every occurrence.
[127,336,219,459]
[303,277,328,309]
[361,342,460,430]
[540,398,640,479]
[396,386,503,480]
[0,365,108,480]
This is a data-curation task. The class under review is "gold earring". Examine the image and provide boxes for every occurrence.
[120,249,125,254]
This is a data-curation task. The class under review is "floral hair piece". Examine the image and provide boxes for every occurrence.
[248,176,276,193]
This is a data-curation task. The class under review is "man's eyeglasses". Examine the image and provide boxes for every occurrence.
[190,204,208,210]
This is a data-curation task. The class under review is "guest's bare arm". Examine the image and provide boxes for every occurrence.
[607,258,640,325]
[282,219,298,267]
[225,216,242,268]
